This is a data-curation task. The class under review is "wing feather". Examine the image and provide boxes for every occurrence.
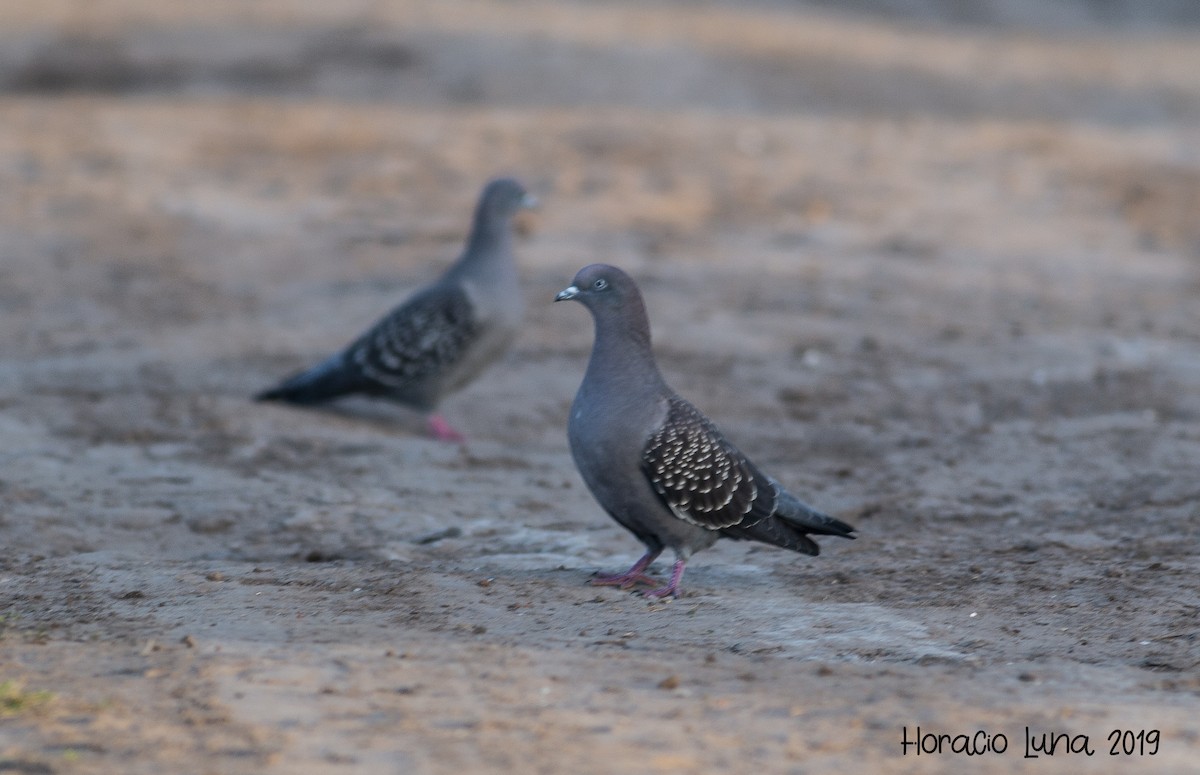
[349,285,478,388]
[641,397,777,530]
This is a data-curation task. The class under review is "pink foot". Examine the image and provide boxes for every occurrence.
[638,559,687,599]
[589,549,662,590]
[591,571,661,590]
[426,414,466,443]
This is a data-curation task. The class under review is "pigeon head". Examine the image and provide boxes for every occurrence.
[555,263,655,346]
[554,263,640,309]
[478,177,538,220]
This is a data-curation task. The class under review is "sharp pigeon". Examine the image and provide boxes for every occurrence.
[256,177,536,441]
[555,264,856,598]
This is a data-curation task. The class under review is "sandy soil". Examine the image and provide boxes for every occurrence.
[2,1,1200,773]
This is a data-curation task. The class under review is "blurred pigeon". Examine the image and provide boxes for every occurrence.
[555,264,856,597]
[256,177,536,441]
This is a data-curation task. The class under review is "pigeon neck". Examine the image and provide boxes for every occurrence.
[585,298,665,393]
[450,209,516,288]
[463,208,513,264]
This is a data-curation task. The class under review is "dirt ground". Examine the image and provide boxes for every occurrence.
[2,1,1200,773]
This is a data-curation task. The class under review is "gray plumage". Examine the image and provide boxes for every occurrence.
[555,264,856,597]
[256,177,535,440]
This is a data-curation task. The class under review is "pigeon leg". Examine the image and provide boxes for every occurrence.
[426,414,466,443]
[641,559,686,599]
[591,549,662,589]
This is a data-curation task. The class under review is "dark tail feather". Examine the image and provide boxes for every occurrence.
[721,488,857,556]
[722,518,823,555]
[776,489,857,539]
[255,354,359,404]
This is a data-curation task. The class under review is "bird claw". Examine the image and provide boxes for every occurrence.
[426,414,466,443]
[590,571,661,590]
[637,559,686,599]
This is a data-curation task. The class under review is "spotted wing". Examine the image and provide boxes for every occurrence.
[641,397,778,530]
[348,284,478,389]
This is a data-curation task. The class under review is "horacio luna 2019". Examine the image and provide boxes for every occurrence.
[901,726,1161,757]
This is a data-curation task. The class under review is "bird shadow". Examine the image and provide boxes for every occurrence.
[260,397,430,438]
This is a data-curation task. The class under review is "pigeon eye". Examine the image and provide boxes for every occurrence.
[593,278,608,291]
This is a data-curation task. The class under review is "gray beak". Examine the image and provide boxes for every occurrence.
[521,193,540,210]
[554,285,579,302]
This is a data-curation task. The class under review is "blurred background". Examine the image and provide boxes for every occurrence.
[4,1,1200,115]
[2,2,1200,773]
[4,0,1199,362]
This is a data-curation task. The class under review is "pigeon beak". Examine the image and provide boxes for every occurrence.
[520,193,540,210]
[555,285,579,302]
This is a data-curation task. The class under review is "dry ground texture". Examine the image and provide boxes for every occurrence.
[2,1,1200,773]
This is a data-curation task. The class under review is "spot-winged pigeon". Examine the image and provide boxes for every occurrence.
[256,177,536,441]
[555,264,856,597]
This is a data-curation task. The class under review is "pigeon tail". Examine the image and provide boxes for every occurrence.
[720,518,821,555]
[720,489,856,556]
[255,354,362,404]
[775,488,858,539]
